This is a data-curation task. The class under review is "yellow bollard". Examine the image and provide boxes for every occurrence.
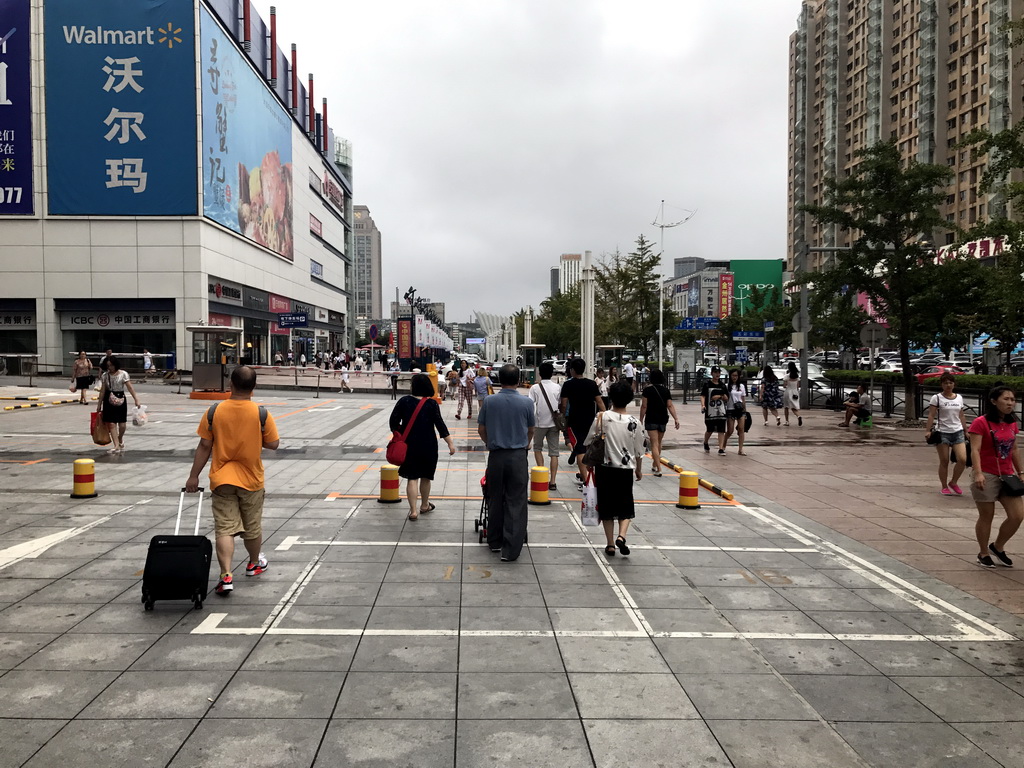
[378,464,402,504]
[677,470,700,510]
[426,366,441,404]
[70,458,98,499]
[529,466,551,505]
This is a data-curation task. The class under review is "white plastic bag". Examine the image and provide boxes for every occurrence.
[580,472,599,527]
[132,404,148,427]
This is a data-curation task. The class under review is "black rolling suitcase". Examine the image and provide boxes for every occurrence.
[141,488,212,611]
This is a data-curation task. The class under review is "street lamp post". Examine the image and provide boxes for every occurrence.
[652,201,696,369]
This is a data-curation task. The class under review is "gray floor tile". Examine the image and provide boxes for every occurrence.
[585,719,729,768]
[0,603,98,633]
[22,718,198,768]
[0,579,50,603]
[240,634,359,671]
[168,718,327,767]
[334,671,456,718]
[568,672,698,719]
[835,722,1002,768]
[351,635,458,672]
[549,606,639,633]
[785,674,941,722]
[540,582,628,608]
[749,638,878,675]
[374,582,461,607]
[661,549,742,568]
[24,578,137,604]
[719,609,827,635]
[709,719,868,768]
[678,672,818,720]
[0,719,68,768]
[559,636,670,673]
[626,584,708,609]
[460,582,546,607]
[77,670,232,719]
[273,604,371,631]
[18,633,155,671]
[209,670,345,718]
[316,544,396,562]
[295,580,381,605]
[460,605,553,632]
[458,672,578,719]
[654,637,771,674]
[456,719,594,768]
[806,610,917,636]
[845,640,987,677]
[643,607,736,634]
[534,564,608,583]
[774,586,882,612]
[384,562,463,583]
[939,640,1024,676]
[67,603,190,634]
[128,633,259,671]
[0,633,58,670]
[697,585,796,610]
[458,635,564,673]
[314,719,455,767]
[952,722,1024,767]
[365,605,460,631]
[0,670,118,718]
[673,566,771,587]
[893,675,1024,721]
[610,566,688,586]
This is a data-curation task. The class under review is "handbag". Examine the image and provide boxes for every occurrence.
[744,411,753,432]
[989,423,1024,496]
[102,373,126,406]
[538,381,568,432]
[582,414,606,466]
[580,471,599,526]
[926,430,942,445]
[386,396,428,465]
[90,411,111,446]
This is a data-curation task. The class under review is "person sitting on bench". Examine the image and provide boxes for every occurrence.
[841,384,872,427]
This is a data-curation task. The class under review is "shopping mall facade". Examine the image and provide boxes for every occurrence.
[0,0,353,373]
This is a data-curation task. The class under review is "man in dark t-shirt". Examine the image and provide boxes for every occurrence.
[700,366,729,453]
[559,358,605,487]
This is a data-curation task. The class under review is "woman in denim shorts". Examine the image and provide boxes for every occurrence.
[967,385,1024,568]
[924,372,969,495]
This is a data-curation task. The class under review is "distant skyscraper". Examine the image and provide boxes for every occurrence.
[353,205,382,336]
[550,267,559,297]
[559,253,582,293]
[673,257,705,278]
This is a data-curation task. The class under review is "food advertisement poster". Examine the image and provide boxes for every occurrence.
[200,6,293,260]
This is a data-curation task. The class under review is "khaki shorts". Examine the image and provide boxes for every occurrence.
[971,473,1006,504]
[533,425,561,457]
[211,484,265,540]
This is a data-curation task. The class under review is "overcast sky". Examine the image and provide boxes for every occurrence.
[259,0,802,322]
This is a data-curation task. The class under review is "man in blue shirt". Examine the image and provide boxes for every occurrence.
[478,364,535,561]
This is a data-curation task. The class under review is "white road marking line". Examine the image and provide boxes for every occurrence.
[277,538,817,553]
[0,499,152,571]
[274,536,302,551]
[739,504,1017,642]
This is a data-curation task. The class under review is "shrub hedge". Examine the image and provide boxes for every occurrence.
[822,369,1024,392]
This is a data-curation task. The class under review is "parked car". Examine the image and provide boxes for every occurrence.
[909,352,945,366]
[541,358,567,375]
[915,365,967,384]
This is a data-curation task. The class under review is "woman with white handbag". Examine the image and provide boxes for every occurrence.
[96,356,141,455]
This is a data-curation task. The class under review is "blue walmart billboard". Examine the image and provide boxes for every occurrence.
[44,0,197,214]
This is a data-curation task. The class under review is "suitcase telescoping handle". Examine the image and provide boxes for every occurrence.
[175,487,205,536]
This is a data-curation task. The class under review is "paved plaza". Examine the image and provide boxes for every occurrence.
[1,379,1023,767]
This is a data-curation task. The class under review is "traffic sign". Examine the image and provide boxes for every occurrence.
[732,331,765,340]
[278,312,308,328]
[764,321,775,331]
[675,318,695,331]
[860,322,887,347]
[792,313,811,333]
[695,317,720,330]
[369,324,379,340]
[735,346,749,363]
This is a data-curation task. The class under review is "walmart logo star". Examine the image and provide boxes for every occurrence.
[157,22,182,49]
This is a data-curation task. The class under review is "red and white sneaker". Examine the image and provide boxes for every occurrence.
[245,554,269,577]
[215,573,233,596]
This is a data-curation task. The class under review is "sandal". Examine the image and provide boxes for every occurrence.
[604,545,616,556]
[652,470,662,477]
[615,536,630,556]
[407,512,419,520]
[420,503,436,513]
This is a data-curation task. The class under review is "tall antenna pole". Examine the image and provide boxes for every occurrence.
[652,201,696,368]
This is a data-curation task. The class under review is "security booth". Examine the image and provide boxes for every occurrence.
[520,343,545,385]
[595,344,625,375]
[187,324,241,399]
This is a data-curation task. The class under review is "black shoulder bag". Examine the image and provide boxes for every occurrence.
[990,421,1024,496]
[539,381,568,432]
[926,395,943,445]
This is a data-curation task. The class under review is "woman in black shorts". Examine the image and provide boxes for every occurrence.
[639,368,679,476]
[71,350,94,405]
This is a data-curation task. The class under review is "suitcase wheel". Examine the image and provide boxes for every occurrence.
[474,520,480,531]
[144,600,154,611]
[194,599,203,610]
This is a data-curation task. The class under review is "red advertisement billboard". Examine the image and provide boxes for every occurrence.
[397,319,413,359]
[719,273,734,318]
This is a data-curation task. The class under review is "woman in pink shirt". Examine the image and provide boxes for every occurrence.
[968,385,1024,568]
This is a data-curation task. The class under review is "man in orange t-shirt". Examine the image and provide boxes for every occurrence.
[186,366,280,596]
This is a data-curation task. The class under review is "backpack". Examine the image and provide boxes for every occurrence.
[205,402,268,433]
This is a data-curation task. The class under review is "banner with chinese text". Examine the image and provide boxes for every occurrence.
[200,6,293,261]
[0,0,33,214]
[44,0,197,214]
[718,272,734,318]
[397,319,412,359]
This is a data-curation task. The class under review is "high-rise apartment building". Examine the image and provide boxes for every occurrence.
[559,253,582,293]
[352,205,382,337]
[788,0,1024,273]
[550,267,560,298]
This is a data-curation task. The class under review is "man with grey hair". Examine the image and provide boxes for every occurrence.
[478,364,535,562]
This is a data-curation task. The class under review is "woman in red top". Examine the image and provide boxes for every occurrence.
[967,385,1024,568]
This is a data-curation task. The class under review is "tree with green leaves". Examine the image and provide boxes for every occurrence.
[716,285,795,359]
[802,140,952,419]
[533,284,581,357]
[909,254,991,357]
[808,294,870,356]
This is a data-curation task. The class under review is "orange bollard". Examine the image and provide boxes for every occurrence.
[378,464,401,504]
[677,470,700,510]
[71,458,98,499]
[529,466,551,505]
